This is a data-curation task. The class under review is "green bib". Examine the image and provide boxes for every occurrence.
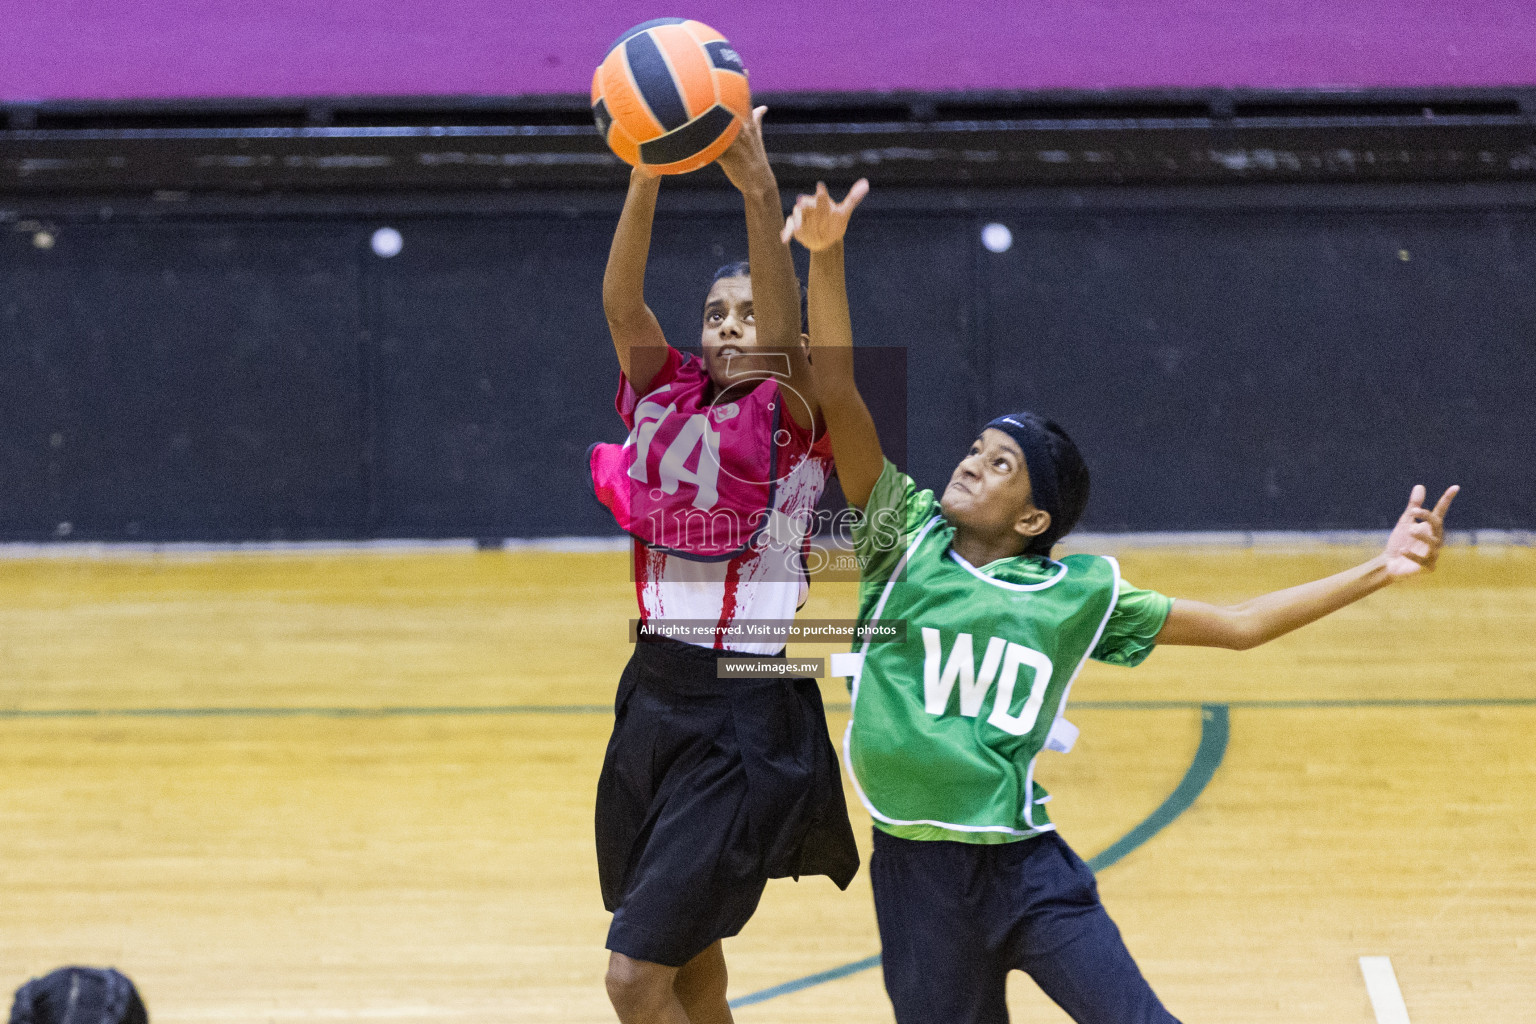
[846,503,1122,844]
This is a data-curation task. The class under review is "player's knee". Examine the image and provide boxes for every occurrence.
[673,951,728,1009]
[605,953,674,1015]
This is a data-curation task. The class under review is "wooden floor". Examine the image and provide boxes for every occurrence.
[1,545,1533,1023]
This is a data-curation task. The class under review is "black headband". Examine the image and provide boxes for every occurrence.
[983,414,1061,553]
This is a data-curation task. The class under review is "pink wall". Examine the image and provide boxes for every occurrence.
[4,0,1532,102]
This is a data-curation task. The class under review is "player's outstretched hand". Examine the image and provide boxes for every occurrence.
[780,179,870,250]
[715,105,771,193]
[1383,483,1460,577]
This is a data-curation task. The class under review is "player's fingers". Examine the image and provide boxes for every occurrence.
[751,105,767,129]
[838,177,871,214]
[1407,507,1445,534]
[785,198,812,231]
[780,216,796,245]
[1396,488,1427,526]
[1433,484,1460,518]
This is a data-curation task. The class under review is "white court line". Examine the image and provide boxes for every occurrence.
[1359,956,1412,1024]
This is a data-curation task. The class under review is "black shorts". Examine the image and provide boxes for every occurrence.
[872,829,1181,1024]
[595,635,860,967]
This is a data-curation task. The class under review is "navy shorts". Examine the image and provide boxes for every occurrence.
[871,828,1181,1024]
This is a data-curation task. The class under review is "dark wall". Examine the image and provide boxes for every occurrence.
[1,222,367,540]
[1,186,1532,542]
[980,206,1536,530]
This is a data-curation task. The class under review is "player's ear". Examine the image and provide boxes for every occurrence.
[1014,507,1051,542]
[800,332,812,361]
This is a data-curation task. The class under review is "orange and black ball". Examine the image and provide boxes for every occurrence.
[592,19,751,174]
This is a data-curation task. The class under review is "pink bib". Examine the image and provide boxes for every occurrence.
[590,352,805,560]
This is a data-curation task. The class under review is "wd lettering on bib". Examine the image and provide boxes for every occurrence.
[920,628,1055,737]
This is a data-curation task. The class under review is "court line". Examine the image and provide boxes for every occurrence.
[1086,703,1229,872]
[3,697,1532,720]
[0,704,616,719]
[727,955,885,1010]
[1025,697,1536,711]
[1359,956,1412,1024]
[728,704,1230,1010]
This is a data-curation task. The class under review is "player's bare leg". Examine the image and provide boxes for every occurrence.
[606,943,732,1024]
[605,952,690,1024]
[672,941,732,1024]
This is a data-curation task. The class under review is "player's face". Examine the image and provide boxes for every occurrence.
[941,429,1042,544]
[700,275,768,389]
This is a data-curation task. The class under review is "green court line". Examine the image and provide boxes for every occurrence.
[1055,697,1536,711]
[840,697,1536,712]
[1086,704,1228,872]
[729,955,884,1010]
[729,703,1230,1010]
[1209,697,1536,710]
[3,697,1533,720]
[0,704,613,719]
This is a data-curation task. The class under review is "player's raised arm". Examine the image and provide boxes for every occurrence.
[783,179,885,509]
[601,164,671,395]
[716,106,819,431]
[1156,484,1460,649]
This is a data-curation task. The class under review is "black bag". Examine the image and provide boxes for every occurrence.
[9,968,147,1024]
